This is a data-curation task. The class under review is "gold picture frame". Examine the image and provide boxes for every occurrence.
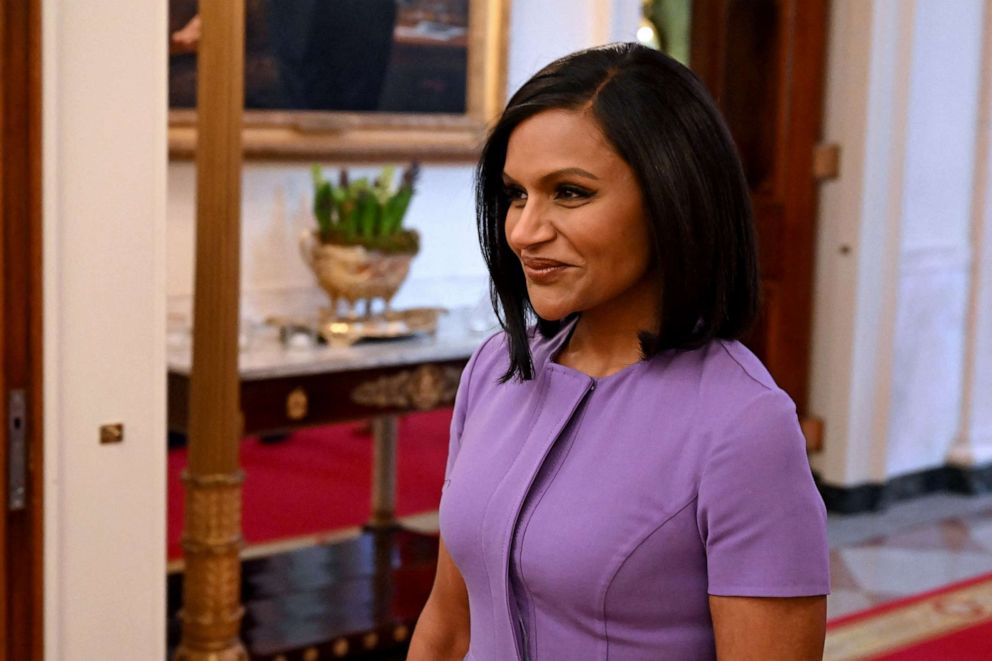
[168,0,510,162]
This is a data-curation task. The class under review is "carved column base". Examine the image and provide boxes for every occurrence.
[173,470,248,661]
[173,642,247,661]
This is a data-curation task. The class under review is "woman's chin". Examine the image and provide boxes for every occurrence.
[529,300,575,323]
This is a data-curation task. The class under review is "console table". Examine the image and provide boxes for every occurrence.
[167,308,490,659]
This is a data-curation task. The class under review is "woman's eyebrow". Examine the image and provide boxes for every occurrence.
[502,167,600,184]
[543,167,600,182]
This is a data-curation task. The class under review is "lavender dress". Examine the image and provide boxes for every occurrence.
[439,319,830,660]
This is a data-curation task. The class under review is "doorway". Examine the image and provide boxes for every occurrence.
[1,0,44,658]
[647,0,832,420]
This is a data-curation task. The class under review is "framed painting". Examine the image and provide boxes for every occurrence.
[168,0,510,161]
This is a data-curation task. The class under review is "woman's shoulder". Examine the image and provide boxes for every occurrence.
[463,328,507,375]
[676,338,793,406]
[661,338,800,449]
[709,339,779,391]
[469,322,567,370]
[710,340,802,456]
[459,322,567,394]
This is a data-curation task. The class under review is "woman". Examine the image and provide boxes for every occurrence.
[409,42,830,660]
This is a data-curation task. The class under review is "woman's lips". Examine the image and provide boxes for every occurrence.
[521,257,571,284]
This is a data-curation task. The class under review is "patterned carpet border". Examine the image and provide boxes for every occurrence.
[825,572,992,660]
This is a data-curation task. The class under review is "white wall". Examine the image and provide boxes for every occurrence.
[885,0,984,476]
[951,1,992,468]
[167,162,485,321]
[166,0,640,325]
[43,0,167,658]
[810,0,991,487]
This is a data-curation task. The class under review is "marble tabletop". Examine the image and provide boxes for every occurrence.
[167,306,495,381]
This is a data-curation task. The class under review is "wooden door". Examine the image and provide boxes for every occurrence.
[689,0,831,420]
[1,0,44,658]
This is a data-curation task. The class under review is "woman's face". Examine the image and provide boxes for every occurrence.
[503,108,657,322]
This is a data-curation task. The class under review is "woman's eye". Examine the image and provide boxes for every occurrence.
[556,185,592,201]
[504,186,527,204]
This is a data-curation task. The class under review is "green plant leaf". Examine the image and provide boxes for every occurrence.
[313,165,420,248]
[349,177,370,196]
[374,165,396,205]
[382,188,413,236]
[313,182,333,238]
[311,164,325,189]
[356,190,379,240]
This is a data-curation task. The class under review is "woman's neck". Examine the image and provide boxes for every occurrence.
[554,278,661,379]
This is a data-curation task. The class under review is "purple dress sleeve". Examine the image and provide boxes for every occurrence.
[696,389,831,597]
[443,333,499,490]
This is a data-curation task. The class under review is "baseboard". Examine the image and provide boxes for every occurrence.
[816,462,992,514]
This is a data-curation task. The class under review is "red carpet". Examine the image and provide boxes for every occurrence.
[168,409,452,560]
[826,572,992,660]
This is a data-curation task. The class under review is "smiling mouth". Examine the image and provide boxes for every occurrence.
[522,256,569,269]
[521,258,571,284]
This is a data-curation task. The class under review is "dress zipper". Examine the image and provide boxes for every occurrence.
[517,613,530,661]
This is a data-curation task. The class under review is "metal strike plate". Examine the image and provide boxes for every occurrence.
[8,389,27,511]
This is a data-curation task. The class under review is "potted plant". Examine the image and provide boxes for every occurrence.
[301,163,421,317]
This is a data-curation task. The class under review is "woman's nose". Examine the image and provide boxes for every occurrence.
[507,199,555,249]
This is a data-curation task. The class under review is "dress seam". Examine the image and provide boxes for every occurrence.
[715,340,776,393]
[601,496,700,661]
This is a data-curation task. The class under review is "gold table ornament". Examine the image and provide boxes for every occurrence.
[319,306,446,347]
[286,387,308,421]
[351,364,462,411]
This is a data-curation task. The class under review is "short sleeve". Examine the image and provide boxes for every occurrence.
[442,333,499,490]
[696,390,830,597]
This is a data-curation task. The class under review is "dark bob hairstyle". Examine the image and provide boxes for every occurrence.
[477,42,759,383]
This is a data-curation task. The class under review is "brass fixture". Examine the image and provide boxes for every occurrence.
[286,387,308,421]
[100,423,124,444]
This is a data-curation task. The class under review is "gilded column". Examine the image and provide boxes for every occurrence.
[174,0,247,658]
